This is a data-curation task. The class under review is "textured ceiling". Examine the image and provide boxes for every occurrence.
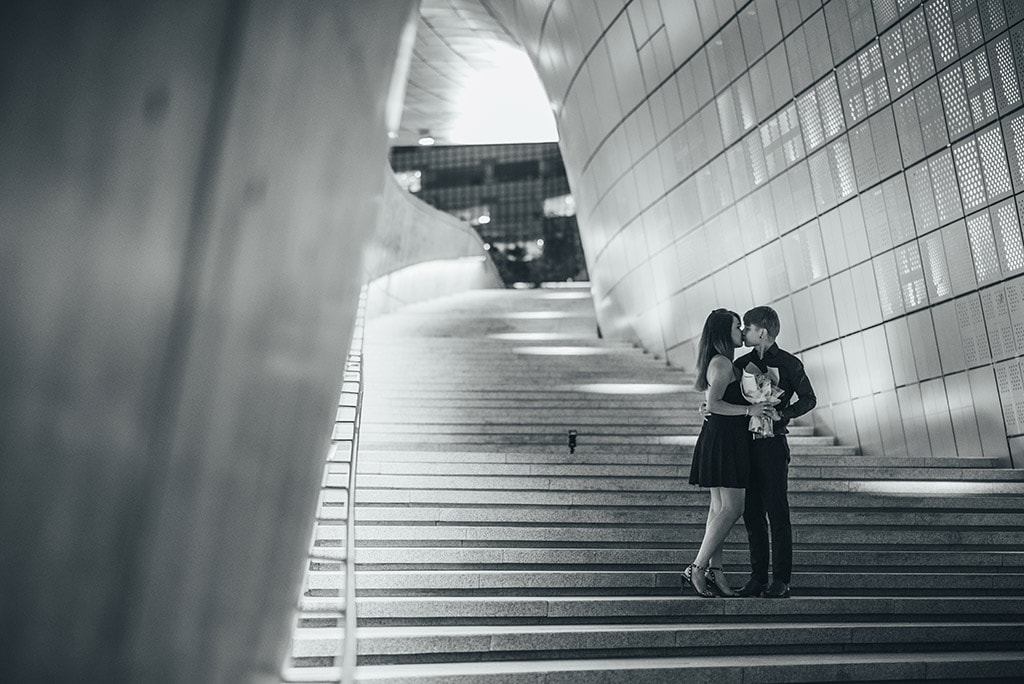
[393,0,557,147]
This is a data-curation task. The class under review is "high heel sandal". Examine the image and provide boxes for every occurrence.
[681,563,715,598]
[705,566,736,597]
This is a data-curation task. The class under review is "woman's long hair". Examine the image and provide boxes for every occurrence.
[694,308,740,391]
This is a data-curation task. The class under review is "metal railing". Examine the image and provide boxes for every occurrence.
[281,288,367,684]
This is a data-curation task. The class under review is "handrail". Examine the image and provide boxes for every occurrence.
[281,287,368,683]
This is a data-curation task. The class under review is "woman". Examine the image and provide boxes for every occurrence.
[684,309,768,597]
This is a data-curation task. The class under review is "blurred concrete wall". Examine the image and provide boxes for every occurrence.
[0,1,417,681]
[364,170,504,317]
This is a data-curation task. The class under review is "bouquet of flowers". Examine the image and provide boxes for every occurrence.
[740,363,784,439]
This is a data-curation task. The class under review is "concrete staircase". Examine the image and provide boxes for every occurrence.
[292,286,1024,682]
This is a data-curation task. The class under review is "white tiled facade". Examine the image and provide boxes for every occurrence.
[496,0,1024,463]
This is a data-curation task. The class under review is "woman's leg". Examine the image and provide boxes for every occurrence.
[692,487,745,593]
[706,489,725,570]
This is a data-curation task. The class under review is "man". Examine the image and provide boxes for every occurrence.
[733,306,816,599]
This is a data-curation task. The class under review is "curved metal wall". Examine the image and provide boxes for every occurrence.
[494,0,1024,464]
[0,1,416,681]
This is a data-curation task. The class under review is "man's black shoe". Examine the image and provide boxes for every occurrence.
[761,580,791,598]
[736,578,768,597]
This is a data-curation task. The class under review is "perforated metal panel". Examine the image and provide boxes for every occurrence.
[909,158,937,231]
[990,36,1023,116]
[977,0,1007,38]
[920,230,952,299]
[717,89,740,145]
[903,8,936,87]
[790,160,815,224]
[882,22,912,96]
[981,284,1016,360]
[767,43,794,110]
[863,186,892,254]
[852,0,881,51]
[744,129,769,186]
[807,11,833,84]
[1006,0,1024,25]
[736,75,757,132]
[951,0,984,54]
[872,107,903,178]
[885,174,917,243]
[992,199,1024,273]
[762,116,784,178]
[956,292,992,364]
[773,168,797,231]
[977,124,1013,200]
[898,0,923,15]
[995,358,1024,433]
[840,55,868,123]
[952,136,988,212]
[943,220,979,295]
[1002,111,1024,191]
[799,89,825,150]
[832,136,858,199]
[740,2,766,63]
[895,91,926,164]
[940,65,973,139]
[826,0,857,64]
[842,193,873,265]
[727,143,752,198]
[782,103,806,165]
[850,120,879,189]
[749,59,774,123]
[863,43,892,114]
[810,147,837,210]
[875,250,906,317]
[917,78,950,154]
[897,241,929,308]
[966,211,1001,284]
[818,75,847,139]
[1006,274,1024,354]
[787,24,814,95]
[925,0,960,70]
[722,18,749,84]
[873,0,900,30]
[930,150,964,223]
[963,48,998,129]
[933,300,968,372]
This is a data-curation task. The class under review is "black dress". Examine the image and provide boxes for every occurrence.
[688,373,750,488]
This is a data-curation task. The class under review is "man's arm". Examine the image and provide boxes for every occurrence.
[780,360,816,420]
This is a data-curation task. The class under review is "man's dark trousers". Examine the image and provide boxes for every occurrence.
[744,436,792,584]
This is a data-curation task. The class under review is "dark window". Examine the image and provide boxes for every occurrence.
[429,166,485,188]
[494,160,540,182]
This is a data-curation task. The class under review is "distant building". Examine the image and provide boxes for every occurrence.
[390,142,587,284]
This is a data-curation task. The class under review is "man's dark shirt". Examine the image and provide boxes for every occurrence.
[734,343,816,436]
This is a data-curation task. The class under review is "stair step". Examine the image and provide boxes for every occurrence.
[352,570,1024,596]
[334,525,1024,548]
[358,449,1002,469]
[353,595,1024,624]
[352,503,1024,523]
[348,548,1024,569]
[292,622,1024,663]
[355,461,1024,481]
[353,483,1024,507]
[349,651,1024,683]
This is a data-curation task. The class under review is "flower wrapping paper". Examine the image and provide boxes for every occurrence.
[740,363,783,439]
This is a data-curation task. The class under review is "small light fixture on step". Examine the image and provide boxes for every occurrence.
[568,429,578,454]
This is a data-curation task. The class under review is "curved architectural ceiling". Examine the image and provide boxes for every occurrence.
[393,0,557,146]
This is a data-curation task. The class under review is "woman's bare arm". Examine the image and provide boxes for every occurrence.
[705,355,758,417]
